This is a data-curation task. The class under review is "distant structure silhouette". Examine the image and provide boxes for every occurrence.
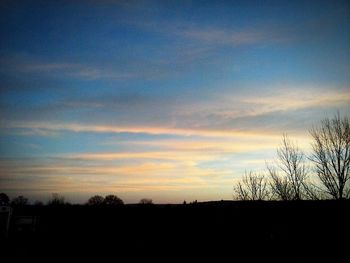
[139,198,153,205]
[0,193,10,206]
[11,196,28,206]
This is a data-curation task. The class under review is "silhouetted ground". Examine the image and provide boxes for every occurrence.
[2,200,350,262]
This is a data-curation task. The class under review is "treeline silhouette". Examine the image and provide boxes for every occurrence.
[234,113,350,201]
[0,193,150,207]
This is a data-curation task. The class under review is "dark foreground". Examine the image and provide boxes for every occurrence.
[2,200,350,261]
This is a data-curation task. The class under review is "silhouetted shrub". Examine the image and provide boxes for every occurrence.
[87,195,105,206]
[103,195,124,206]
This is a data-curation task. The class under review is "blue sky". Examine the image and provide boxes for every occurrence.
[0,0,349,203]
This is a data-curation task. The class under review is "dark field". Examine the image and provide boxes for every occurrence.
[2,201,350,261]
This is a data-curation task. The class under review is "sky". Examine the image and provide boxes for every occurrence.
[0,0,349,203]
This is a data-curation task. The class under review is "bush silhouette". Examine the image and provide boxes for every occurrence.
[103,195,124,206]
[87,195,105,206]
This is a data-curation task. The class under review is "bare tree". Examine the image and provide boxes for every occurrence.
[276,134,309,200]
[302,182,326,200]
[309,113,350,199]
[233,171,269,201]
[266,164,293,201]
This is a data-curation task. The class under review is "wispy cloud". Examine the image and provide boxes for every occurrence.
[2,120,282,138]
[2,84,349,138]
[103,138,280,155]
[238,86,350,113]
[13,60,139,81]
[8,128,61,137]
[180,27,287,46]
[174,84,350,131]
[128,16,291,47]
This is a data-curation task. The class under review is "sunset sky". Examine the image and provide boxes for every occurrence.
[1,0,349,203]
